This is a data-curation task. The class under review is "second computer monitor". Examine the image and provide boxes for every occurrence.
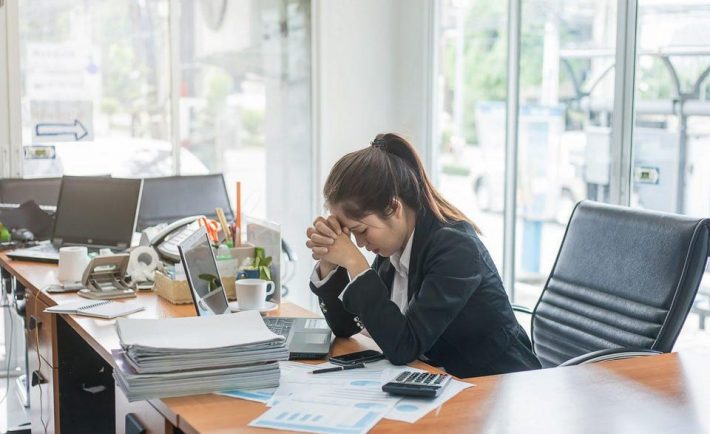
[0,177,62,207]
[137,174,233,230]
[52,176,143,249]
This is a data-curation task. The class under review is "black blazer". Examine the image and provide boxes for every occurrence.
[310,209,542,378]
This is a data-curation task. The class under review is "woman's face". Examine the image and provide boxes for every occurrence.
[329,204,410,257]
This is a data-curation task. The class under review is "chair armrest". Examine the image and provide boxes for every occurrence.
[511,304,534,315]
[560,348,662,366]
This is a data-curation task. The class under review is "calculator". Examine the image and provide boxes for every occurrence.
[381,371,452,398]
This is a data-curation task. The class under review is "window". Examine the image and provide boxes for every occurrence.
[512,0,618,306]
[14,0,314,306]
[179,0,314,306]
[435,0,508,269]
[632,1,710,339]
[436,1,620,307]
[18,0,177,177]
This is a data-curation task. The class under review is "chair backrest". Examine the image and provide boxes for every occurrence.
[531,200,710,368]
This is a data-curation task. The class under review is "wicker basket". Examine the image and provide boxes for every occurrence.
[154,271,237,305]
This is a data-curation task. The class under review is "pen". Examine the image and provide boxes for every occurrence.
[310,362,366,375]
[235,181,242,246]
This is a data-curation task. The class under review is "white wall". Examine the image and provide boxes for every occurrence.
[314,0,433,196]
[0,0,21,178]
[305,0,433,309]
[0,3,11,177]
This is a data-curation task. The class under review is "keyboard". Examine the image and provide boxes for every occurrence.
[264,318,293,338]
[31,243,59,253]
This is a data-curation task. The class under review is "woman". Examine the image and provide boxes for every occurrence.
[306,133,541,378]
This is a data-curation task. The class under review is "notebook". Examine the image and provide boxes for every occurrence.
[44,300,145,319]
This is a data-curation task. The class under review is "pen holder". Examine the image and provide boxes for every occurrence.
[229,243,255,268]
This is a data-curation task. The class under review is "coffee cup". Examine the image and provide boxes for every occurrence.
[236,268,260,279]
[235,278,275,310]
[57,246,90,284]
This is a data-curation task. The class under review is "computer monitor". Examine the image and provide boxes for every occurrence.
[178,227,230,316]
[0,177,62,207]
[136,174,233,230]
[52,176,143,249]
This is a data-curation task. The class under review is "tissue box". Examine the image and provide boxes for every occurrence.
[154,271,237,305]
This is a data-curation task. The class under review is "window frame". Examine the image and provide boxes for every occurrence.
[1,0,22,178]
[428,0,641,301]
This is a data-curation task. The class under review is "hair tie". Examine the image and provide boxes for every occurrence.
[371,137,387,150]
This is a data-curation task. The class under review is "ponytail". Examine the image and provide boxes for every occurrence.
[324,133,481,234]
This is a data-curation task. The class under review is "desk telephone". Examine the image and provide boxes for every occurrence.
[141,215,204,262]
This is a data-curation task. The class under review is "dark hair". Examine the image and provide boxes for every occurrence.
[323,133,481,233]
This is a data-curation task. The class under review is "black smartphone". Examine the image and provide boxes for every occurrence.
[329,350,385,366]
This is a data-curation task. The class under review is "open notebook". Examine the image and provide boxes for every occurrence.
[44,300,144,319]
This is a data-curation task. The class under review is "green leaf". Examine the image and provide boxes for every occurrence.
[198,273,217,281]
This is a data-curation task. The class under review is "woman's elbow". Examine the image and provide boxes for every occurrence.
[333,329,356,338]
[385,350,418,366]
[329,323,360,338]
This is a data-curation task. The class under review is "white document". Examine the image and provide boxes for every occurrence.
[244,359,476,429]
[288,385,401,412]
[116,310,283,349]
[385,379,474,423]
[250,394,394,434]
[267,361,391,407]
[45,300,144,319]
[216,361,314,405]
[215,388,277,404]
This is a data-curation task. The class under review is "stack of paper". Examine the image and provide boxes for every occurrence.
[113,311,289,401]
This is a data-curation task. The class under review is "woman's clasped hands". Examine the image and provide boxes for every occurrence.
[306,216,368,278]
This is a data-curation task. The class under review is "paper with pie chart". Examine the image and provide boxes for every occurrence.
[237,359,474,431]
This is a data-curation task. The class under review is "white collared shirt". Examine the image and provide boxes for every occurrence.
[388,229,414,314]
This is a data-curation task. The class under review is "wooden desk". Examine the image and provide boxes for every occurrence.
[3,253,710,434]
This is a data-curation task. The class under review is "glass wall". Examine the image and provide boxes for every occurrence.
[435,0,709,345]
[512,0,618,305]
[436,0,508,269]
[632,2,710,218]
[18,0,175,177]
[178,0,313,305]
[436,0,619,307]
[632,0,710,345]
[16,0,314,305]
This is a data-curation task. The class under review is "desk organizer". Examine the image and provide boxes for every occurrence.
[229,244,256,267]
[154,271,237,304]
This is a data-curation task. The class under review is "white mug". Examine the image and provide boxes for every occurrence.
[235,278,275,310]
[57,246,90,284]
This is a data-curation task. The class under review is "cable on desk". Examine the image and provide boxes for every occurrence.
[33,293,49,434]
[0,302,14,405]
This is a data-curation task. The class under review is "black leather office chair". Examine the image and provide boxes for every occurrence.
[514,200,710,368]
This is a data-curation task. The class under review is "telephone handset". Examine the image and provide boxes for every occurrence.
[143,215,203,263]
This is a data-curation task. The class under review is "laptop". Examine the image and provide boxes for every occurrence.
[177,227,332,359]
[8,176,143,263]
